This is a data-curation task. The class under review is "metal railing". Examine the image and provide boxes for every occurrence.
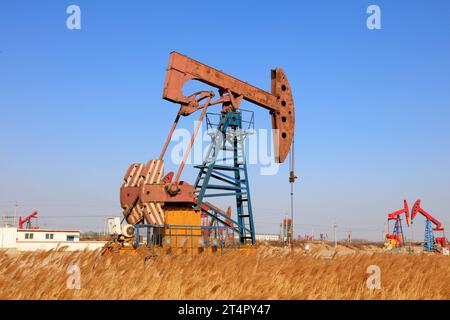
[205,109,254,132]
[134,224,241,256]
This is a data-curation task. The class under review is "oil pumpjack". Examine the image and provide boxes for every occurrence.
[385,200,410,249]
[116,52,295,253]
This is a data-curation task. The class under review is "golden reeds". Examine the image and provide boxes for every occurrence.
[0,245,448,300]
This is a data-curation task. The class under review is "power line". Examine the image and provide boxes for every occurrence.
[255,221,381,231]
[37,215,116,219]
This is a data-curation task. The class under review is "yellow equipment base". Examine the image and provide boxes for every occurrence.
[161,206,202,255]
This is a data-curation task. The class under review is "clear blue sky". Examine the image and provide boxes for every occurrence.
[1,0,449,240]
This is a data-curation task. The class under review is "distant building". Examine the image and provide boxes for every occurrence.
[255,233,280,241]
[0,227,105,251]
[17,228,80,242]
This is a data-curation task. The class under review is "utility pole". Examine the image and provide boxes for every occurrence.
[333,218,337,248]
[289,140,297,250]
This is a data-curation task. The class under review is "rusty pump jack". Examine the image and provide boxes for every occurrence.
[411,200,448,252]
[119,52,295,249]
[18,211,39,229]
[385,200,410,249]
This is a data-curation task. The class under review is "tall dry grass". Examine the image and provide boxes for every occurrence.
[0,245,448,300]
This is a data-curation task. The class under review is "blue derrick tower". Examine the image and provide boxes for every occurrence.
[194,110,255,245]
[392,218,405,247]
[423,219,435,252]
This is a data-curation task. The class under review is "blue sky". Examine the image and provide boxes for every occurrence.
[1,0,449,240]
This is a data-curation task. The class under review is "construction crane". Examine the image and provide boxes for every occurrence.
[385,200,409,249]
[411,199,448,252]
[18,211,39,229]
[117,52,295,254]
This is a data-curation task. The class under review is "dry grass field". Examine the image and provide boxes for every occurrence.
[0,244,449,300]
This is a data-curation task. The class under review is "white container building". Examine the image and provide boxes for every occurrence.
[0,227,105,251]
[255,233,280,241]
[0,227,17,248]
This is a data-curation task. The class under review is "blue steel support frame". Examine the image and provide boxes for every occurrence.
[194,110,255,244]
[423,219,436,252]
[392,218,405,247]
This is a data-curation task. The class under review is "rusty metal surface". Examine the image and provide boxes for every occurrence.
[120,160,196,225]
[163,51,295,163]
[120,52,296,226]
[140,183,195,203]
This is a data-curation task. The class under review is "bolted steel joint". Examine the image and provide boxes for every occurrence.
[165,182,180,196]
